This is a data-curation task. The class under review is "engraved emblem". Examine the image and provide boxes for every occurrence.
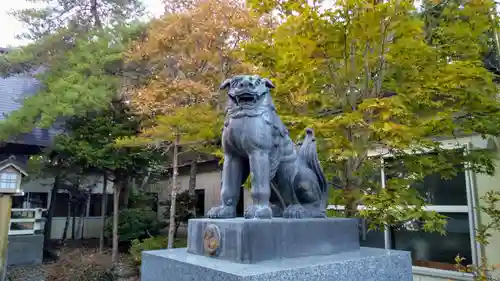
[203,224,221,256]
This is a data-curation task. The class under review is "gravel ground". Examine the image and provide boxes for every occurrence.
[7,265,46,281]
[7,240,139,281]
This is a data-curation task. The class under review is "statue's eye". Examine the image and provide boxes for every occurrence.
[255,79,261,86]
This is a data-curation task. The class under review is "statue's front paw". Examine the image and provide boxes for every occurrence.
[207,205,236,219]
[283,204,312,219]
[244,205,273,219]
[270,204,283,217]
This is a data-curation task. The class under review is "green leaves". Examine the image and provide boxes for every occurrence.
[244,0,500,233]
[47,99,166,187]
[0,28,131,140]
[8,0,145,41]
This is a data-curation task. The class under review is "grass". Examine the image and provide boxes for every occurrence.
[173,237,187,248]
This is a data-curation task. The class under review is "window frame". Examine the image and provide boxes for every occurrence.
[0,172,20,190]
[328,141,481,278]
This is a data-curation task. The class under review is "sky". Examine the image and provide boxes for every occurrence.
[0,0,165,48]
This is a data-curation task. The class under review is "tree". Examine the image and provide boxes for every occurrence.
[455,190,500,280]
[125,0,256,115]
[0,1,155,266]
[26,153,75,252]
[1,0,144,72]
[9,0,145,41]
[0,0,147,140]
[0,25,145,141]
[122,0,257,248]
[0,0,155,269]
[162,190,197,238]
[55,100,165,263]
[243,0,500,233]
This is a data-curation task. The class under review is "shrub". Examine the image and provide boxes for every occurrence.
[129,236,168,266]
[105,207,166,242]
[129,236,187,267]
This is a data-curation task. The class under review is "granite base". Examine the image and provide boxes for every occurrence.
[141,247,413,281]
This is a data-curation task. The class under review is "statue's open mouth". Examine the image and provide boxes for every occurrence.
[235,93,257,106]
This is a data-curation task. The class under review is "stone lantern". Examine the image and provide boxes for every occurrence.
[0,156,28,281]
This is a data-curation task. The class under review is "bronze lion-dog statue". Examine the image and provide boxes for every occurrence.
[207,75,328,219]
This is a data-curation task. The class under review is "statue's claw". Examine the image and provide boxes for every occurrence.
[207,205,236,219]
[244,205,273,219]
[270,204,283,217]
[283,204,312,219]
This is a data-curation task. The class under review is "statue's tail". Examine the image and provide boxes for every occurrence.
[297,128,328,197]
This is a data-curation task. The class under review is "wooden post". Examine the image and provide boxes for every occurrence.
[0,194,12,281]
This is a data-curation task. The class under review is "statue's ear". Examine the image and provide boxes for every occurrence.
[219,79,231,90]
[263,78,275,89]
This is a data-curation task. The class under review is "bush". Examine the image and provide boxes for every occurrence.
[129,236,168,266]
[129,236,188,267]
[105,207,166,242]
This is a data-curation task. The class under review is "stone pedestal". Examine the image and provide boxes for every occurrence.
[141,218,413,281]
[187,218,360,263]
[7,234,43,266]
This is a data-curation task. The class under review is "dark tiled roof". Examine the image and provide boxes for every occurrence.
[0,73,58,146]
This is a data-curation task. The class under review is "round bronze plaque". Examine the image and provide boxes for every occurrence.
[203,224,221,256]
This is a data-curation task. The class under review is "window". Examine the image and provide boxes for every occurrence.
[333,155,475,273]
[53,192,89,217]
[412,169,467,206]
[390,168,471,271]
[195,190,205,217]
[27,192,49,209]
[88,194,114,217]
[392,212,471,271]
[359,219,386,249]
[0,172,18,190]
[10,222,34,231]
[10,192,49,209]
[11,194,26,209]
[53,193,70,217]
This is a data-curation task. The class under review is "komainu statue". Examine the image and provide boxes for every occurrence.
[207,75,328,219]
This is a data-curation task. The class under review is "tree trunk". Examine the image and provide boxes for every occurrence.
[99,172,108,254]
[90,0,102,28]
[77,196,88,240]
[174,222,181,240]
[71,201,77,240]
[188,161,197,217]
[111,182,121,265]
[119,177,130,209]
[61,198,71,242]
[167,131,180,249]
[43,175,60,249]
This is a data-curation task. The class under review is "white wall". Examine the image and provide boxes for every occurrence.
[21,174,114,239]
[156,170,222,215]
[42,217,104,239]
